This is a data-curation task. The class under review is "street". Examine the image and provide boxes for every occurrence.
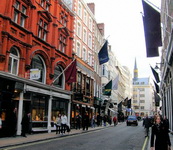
[4,121,145,150]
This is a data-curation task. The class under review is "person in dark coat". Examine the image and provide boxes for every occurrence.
[76,113,82,130]
[150,115,171,150]
[143,114,151,137]
[82,111,89,131]
[163,115,169,133]
[21,112,30,137]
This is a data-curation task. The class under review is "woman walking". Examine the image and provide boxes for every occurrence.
[55,113,61,134]
[150,115,171,150]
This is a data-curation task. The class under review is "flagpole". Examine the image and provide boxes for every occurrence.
[51,58,76,85]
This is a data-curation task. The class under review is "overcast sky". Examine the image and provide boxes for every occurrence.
[84,0,161,79]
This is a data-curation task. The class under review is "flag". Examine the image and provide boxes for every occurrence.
[65,60,77,83]
[153,80,159,93]
[122,97,128,106]
[103,80,112,96]
[142,0,162,57]
[127,99,131,108]
[98,40,109,65]
[150,66,160,83]
[154,91,160,106]
[112,75,119,90]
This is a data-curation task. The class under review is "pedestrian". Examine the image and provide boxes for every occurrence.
[150,115,171,150]
[96,114,101,126]
[103,115,107,126]
[91,114,96,128]
[11,108,17,137]
[21,112,31,137]
[55,113,61,134]
[82,111,89,131]
[163,115,169,133]
[0,114,2,129]
[61,113,67,135]
[113,116,117,126]
[143,114,151,137]
[76,113,82,130]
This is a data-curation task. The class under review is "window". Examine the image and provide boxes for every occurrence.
[88,34,92,48]
[31,55,46,83]
[82,47,87,61]
[83,28,87,43]
[102,65,108,77]
[60,11,68,27]
[78,2,82,18]
[59,34,66,53]
[8,47,19,75]
[76,42,81,57]
[53,65,64,88]
[83,10,87,25]
[88,53,92,66]
[38,19,48,41]
[133,100,137,103]
[140,100,145,103]
[89,17,92,31]
[13,1,27,27]
[77,22,81,38]
[141,106,145,110]
[40,0,50,11]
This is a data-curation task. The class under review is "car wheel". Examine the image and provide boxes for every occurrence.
[136,123,138,126]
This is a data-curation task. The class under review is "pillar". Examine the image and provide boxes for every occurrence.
[47,95,52,133]
[17,91,24,135]
[67,99,71,125]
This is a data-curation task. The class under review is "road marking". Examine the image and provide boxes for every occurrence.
[142,136,148,150]
[3,129,104,150]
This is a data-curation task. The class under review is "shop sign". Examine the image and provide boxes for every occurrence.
[30,69,40,80]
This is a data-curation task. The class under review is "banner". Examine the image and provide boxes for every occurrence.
[98,40,109,65]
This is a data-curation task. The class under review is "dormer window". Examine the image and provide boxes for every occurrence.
[60,11,68,27]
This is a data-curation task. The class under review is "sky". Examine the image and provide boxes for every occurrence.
[84,0,161,79]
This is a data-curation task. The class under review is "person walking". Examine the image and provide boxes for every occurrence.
[91,114,96,128]
[113,116,117,126]
[163,115,169,133]
[76,113,82,130]
[21,112,31,137]
[11,108,17,137]
[61,113,67,135]
[143,114,151,137]
[150,115,171,150]
[55,113,61,134]
[82,111,89,131]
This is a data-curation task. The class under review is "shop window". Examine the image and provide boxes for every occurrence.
[13,0,27,27]
[38,19,48,41]
[53,65,64,88]
[77,73,82,92]
[51,99,68,122]
[86,77,90,96]
[32,94,48,121]
[60,11,68,27]
[8,47,19,75]
[31,55,46,83]
[59,34,66,53]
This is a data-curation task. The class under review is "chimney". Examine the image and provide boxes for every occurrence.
[87,3,95,15]
[97,23,105,36]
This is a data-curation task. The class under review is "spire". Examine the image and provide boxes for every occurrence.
[134,58,138,80]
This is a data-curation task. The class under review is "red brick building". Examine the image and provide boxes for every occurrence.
[0,0,74,136]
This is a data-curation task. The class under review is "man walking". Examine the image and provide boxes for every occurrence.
[143,114,151,137]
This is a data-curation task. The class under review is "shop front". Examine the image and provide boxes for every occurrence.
[0,72,71,137]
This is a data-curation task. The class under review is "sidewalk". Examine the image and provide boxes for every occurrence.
[0,125,113,149]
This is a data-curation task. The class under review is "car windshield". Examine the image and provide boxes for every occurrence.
[128,116,136,120]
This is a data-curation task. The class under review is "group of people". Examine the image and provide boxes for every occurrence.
[54,113,70,135]
[143,114,171,150]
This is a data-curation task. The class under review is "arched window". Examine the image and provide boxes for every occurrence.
[53,65,64,88]
[31,55,46,83]
[8,46,19,75]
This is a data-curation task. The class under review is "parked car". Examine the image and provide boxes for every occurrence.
[126,115,138,126]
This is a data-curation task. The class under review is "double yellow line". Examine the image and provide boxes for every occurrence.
[142,136,148,150]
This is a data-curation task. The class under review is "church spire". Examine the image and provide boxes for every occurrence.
[134,58,138,80]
